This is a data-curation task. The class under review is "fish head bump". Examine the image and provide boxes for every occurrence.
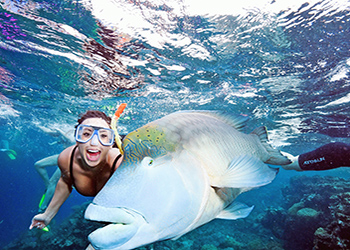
[85,123,196,249]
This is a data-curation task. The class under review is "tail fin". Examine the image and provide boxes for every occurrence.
[251,126,291,165]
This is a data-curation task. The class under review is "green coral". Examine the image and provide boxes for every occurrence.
[201,244,218,250]
[296,208,320,219]
[220,236,245,249]
[287,201,304,215]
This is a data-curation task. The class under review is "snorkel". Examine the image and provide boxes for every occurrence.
[111,103,127,154]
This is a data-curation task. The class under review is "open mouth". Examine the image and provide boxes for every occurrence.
[86,149,101,161]
[85,203,145,249]
[85,203,137,224]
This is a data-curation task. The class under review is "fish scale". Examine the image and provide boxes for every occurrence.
[85,110,290,250]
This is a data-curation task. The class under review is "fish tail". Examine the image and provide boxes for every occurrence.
[251,126,291,165]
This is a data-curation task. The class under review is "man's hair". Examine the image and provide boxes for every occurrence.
[76,110,111,127]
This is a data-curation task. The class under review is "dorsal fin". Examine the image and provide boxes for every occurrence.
[175,111,249,131]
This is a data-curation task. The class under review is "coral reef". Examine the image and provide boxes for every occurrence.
[6,175,350,250]
[314,192,350,249]
[261,175,350,250]
[4,203,100,250]
[4,204,282,250]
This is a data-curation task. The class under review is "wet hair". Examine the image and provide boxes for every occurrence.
[76,110,111,128]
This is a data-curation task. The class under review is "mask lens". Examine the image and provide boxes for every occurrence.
[76,125,114,146]
[98,129,114,145]
[76,125,94,143]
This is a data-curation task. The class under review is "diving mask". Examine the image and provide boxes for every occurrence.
[75,124,115,146]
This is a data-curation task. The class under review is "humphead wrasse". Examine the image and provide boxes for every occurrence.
[85,111,290,250]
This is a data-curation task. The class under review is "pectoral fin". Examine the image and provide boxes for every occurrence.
[216,201,254,220]
[210,155,278,188]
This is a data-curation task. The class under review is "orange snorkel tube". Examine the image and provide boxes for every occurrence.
[111,103,127,154]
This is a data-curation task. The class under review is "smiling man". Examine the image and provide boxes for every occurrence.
[30,110,123,230]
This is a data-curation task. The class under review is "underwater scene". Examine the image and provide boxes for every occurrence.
[0,0,350,249]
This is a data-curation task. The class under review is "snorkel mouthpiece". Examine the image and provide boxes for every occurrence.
[111,103,127,154]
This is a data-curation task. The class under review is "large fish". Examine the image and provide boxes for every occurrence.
[85,111,290,250]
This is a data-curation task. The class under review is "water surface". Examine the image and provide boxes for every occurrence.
[0,0,350,247]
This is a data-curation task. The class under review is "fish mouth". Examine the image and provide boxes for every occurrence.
[85,203,146,249]
[85,203,140,224]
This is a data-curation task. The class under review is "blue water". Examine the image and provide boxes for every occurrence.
[0,0,350,247]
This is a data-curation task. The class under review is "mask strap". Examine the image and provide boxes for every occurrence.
[111,103,127,154]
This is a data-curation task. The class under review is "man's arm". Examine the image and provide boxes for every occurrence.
[281,142,350,171]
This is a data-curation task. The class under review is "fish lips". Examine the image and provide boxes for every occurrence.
[85,203,146,249]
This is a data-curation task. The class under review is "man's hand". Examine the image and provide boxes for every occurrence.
[280,151,302,171]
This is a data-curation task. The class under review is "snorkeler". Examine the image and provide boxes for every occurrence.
[34,126,75,212]
[35,155,61,212]
[0,140,17,160]
[282,142,350,171]
[30,108,125,230]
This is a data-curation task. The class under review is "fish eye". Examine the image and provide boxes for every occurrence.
[142,157,155,168]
